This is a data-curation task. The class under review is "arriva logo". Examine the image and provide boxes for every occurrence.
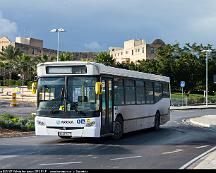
[61,120,74,124]
[56,120,74,125]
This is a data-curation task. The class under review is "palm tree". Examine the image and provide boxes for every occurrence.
[0,45,22,80]
[0,45,22,62]
[59,52,73,61]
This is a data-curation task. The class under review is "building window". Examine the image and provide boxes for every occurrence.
[32,48,35,54]
[126,51,128,54]
[137,49,140,52]
[151,47,155,53]
[142,47,144,53]
[132,50,134,55]
[121,52,123,55]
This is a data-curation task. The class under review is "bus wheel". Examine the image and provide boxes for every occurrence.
[112,117,123,139]
[154,111,160,130]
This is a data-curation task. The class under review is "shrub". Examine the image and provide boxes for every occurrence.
[0,113,35,131]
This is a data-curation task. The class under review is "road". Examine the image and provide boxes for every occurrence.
[0,109,216,169]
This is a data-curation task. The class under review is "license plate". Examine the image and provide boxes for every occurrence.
[58,132,72,137]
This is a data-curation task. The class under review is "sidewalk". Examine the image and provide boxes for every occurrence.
[184,114,216,169]
[171,105,216,110]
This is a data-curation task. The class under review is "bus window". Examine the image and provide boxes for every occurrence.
[114,77,124,105]
[125,79,135,105]
[37,77,65,111]
[146,81,154,104]
[136,80,145,104]
[163,83,170,98]
[154,82,162,102]
[67,77,99,114]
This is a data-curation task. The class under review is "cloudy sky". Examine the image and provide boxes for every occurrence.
[0,0,216,51]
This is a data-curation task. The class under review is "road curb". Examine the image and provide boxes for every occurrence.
[170,106,216,111]
[180,146,216,169]
[189,119,210,128]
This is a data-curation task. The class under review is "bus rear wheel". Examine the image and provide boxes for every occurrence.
[154,111,160,130]
[112,117,123,139]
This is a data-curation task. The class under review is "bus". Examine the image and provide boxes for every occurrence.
[33,61,170,139]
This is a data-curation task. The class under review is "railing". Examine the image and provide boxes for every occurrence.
[171,97,216,106]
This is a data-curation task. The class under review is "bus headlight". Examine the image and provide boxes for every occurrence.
[36,120,46,126]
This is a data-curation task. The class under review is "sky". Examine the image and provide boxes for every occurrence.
[0,0,216,52]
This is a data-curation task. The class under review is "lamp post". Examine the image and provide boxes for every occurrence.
[50,28,65,61]
[202,49,212,106]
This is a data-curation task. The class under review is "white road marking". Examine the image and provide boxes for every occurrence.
[92,156,98,159]
[110,155,142,161]
[0,155,18,161]
[195,145,209,149]
[162,149,183,155]
[40,161,82,166]
[180,146,216,169]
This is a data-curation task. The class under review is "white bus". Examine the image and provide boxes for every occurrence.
[34,61,170,139]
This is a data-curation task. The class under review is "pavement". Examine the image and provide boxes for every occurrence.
[172,105,216,169]
[1,101,216,168]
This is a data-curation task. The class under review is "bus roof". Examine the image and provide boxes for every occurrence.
[37,61,170,82]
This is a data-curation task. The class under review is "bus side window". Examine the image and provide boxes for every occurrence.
[114,77,124,106]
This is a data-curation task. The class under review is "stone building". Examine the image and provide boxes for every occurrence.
[0,36,98,60]
[0,36,57,57]
[109,39,165,63]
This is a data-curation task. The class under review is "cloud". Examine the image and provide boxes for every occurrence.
[0,12,17,37]
[84,41,103,51]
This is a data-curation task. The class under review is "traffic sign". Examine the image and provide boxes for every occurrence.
[180,81,185,88]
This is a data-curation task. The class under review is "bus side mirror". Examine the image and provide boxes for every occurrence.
[95,82,102,95]
[32,82,37,94]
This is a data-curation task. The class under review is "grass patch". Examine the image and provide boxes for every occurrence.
[0,113,34,131]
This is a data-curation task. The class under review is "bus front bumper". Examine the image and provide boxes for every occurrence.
[35,116,101,138]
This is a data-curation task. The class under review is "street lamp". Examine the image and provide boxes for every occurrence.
[49,28,65,61]
[202,49,212,106]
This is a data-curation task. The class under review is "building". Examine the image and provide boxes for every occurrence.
[109,39,165,63]
[0,36,99,60]
[0,36,57,57]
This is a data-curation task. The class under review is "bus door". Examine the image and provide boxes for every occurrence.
[101,78,113,135]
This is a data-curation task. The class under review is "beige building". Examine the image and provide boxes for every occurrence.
[109,39,165,63]
[0,36,57,57]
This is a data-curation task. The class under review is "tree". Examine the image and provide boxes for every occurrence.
[59,52,74,61]
[94,52,115,66]
[0,45,22,80]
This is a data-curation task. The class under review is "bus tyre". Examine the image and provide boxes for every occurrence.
[154,112,160,130]
[113,117,123,139]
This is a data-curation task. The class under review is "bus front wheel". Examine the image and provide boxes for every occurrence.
[112,117,123,139]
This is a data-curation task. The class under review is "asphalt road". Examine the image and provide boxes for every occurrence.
[0,109,216,169]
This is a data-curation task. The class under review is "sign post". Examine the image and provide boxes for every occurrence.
[180,81,185,106]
